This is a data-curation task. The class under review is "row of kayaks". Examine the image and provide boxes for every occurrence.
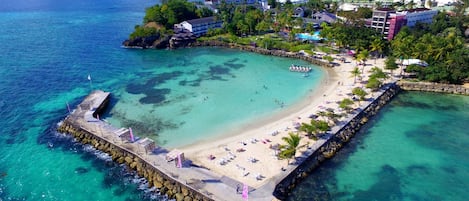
[289,64,312,73]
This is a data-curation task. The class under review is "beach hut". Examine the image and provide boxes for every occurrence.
[166,149,185,163]
[137,137,156,154]
[114,128,130,141]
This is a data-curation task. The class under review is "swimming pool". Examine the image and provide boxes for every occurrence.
[296,31,322,41]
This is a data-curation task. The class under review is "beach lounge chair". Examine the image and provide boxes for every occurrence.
[254,173,263,180]
[243,171,250,177]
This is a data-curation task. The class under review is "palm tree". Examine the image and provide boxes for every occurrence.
[370,37,385,62]
[350,67,361,84]
[279,132,301,165]
[357,50,369,67]
[299,123,317,139]
[352,87,368,103]
[339,98,354,112]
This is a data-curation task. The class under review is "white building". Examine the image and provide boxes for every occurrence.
[177,16,223,36]
[398,8,438,27]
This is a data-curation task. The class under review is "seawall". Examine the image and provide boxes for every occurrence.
[190,41,332,68]
[58,91,214,201]
[398,80,469,95]
[273,83,401,199]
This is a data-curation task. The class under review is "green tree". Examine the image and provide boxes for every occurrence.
[366,77,381,90]
[196,7,213,18]
[339,98,354,112]
[370,37,385,60]
[385,56,399,76]
[350,67,361,84]
[369,67,388,80]
[356,49,369,66]
[323,55,334,64]
[279,132,301,165]
[352,87,368,102]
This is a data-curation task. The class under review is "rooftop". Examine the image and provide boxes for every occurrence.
[186,16,217,25]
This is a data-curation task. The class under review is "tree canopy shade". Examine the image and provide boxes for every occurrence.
[385,56,399,75]
[319,22,381,51]
[352,87,367,101]
[390,13,469,84]
[143,0,210,29]
[130,26,159,40]
[350,67,361,84]
[339,98,354,111]
[279,132,301,164]
[366,77,381,90]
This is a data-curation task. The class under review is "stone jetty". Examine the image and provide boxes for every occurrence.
[57,90,277,201]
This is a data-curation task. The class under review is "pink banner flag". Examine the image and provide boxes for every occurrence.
[177,153,182,168]
[129,127,135,142]
[242,183,248,200]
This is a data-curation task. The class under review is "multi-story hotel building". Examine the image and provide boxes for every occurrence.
[370,8,438,40]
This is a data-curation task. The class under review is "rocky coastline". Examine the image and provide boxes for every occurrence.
[398,80,469,95]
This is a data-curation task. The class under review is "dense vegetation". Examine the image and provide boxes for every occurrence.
[129,0,213,39]
[317,10,468,84]
[391,11,469,84]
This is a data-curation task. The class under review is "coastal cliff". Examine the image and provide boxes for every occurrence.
[122,35,171,49]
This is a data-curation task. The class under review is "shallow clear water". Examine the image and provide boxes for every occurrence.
[105,47,324,147]
[289,91,469,201]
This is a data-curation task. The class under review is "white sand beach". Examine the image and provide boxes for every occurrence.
[180,56,391,188]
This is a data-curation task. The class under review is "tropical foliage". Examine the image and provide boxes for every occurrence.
[299,119,330,139]
[390,12,469,84]
[130,0,213,38]
[339,98,354,111]
[352,87,368,101]
[279,132,301,164]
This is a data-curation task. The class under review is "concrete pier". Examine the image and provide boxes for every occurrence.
[58,90,276,201]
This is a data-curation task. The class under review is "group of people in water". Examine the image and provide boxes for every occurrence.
[289,64,312,73]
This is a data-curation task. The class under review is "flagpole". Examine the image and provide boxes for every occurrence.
[66,102,71,114]
[88,74,92,91]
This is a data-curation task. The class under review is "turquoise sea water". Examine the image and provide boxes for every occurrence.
[289,91,469,201]
[0,0,324,200]
[105,48,324,147]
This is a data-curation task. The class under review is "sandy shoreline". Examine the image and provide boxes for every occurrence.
[179,56,388,188]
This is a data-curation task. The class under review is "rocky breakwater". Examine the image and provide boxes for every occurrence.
[190,40,332,67]
[58,123,210,201]
[122,34,171,49]
[57,91,212,201]
[273,83,401,200]
[398,80,469,95]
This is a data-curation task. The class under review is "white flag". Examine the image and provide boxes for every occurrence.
[87,74,91,81]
